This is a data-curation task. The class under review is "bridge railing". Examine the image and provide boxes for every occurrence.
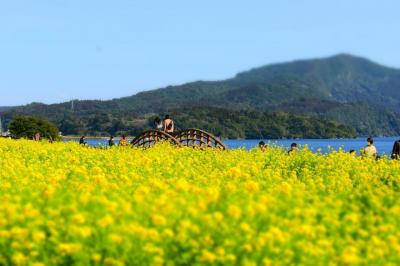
[130,130,180,148]
[173,128,227,150]
[131,128,227,150]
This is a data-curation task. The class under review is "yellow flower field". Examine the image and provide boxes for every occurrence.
[1,138,400,265]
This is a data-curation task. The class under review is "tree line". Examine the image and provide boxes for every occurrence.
[4,107,356,140]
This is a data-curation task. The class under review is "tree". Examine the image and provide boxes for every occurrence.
[59,116,82,135]
[9,116,60,140]
[108,119,126,135]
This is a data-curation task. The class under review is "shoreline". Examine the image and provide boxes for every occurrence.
[61,135,384,141]
[62,136,133,140]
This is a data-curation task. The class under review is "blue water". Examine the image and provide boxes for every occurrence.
[64,137,400,155]
[225,137,399,155]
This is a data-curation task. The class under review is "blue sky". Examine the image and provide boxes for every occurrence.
[1,0,400,106]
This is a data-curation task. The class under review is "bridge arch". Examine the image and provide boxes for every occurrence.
[130,130,180,148]
[173,128,227,150]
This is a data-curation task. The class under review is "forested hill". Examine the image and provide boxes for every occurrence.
[112,54,400,113]
[2,54,400,137]
[0,107,12,112]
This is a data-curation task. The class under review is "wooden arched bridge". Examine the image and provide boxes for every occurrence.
[130,130,180,148]
[130,128,227,150]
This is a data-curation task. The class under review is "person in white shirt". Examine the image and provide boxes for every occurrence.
[362,137,377,158]
[154,117,163,131]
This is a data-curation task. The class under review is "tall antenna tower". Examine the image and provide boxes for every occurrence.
[71,99,74,111]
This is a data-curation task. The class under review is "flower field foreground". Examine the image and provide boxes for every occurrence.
[1,139,400,265]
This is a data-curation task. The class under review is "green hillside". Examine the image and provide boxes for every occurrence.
[234,54,400,110]
[170,107,356,139]
[2,54,400,137]
[112,54,400,113]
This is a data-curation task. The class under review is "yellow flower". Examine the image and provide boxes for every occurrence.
[78,226,92,238]
[23,203,40,218]
[104,258,124,266]
[1,138,400,264]
[245,181,260,192]
[262,258,272,266]
[341,246,360,265]
[12,252,26,266]
[215,247,225,256]
[240,222,252,233]
[10,227,28,239]
[162,228,174,238]
[143,243,164,254]
[227,204,241,219]
[92,253,102,262]
[226,254,236,263]
[32,231,46,242]
[58,243,81,255]
[98,215,114,228]
[200,250,217,263]
[42,185,56,198]
[152,214,167,226]
[152,256,164,266]
[213,211,224,222]
[243,243,253,252]
[0,230,10,238]
[72,213,86,224]
[108,233,123,244]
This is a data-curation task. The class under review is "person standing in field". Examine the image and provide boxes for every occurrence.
[108,136,115,147]
[119,135,128,146]
[163,115,174,133]
[361,137,377,158]
[79,136,86,145]
[154,117,163,131]
[391,140,400,159]
[33,132,41,141]
[288,143,297,154]
[258,141,267,152]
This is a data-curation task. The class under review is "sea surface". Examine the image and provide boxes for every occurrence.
[64,137,400,156]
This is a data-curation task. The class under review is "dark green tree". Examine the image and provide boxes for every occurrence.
[59,116,82,135]
[9,116,60,140]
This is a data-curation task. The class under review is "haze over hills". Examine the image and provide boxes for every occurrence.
[113,54,400,113]
[2,54,400,138]
[0,107,12,112]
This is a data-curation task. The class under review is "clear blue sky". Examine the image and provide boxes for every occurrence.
[1,0,400,106]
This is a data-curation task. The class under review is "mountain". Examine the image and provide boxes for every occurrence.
[0,106,12,112]
[2,54,400,137]
[234,54,400,111]
[112,53,400,113]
